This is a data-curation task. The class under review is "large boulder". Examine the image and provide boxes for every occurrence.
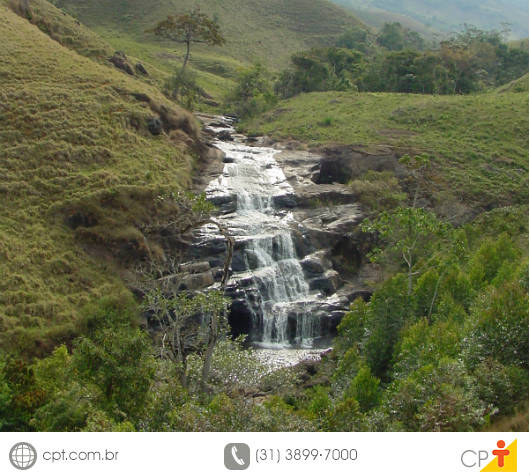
[300,250,332,276]
[179,271,214,291]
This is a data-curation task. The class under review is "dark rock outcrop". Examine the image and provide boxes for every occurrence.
[147,117,163,135]
[135,63,148,75]
[109,51,134,76]
[217,130,233,141]
[312,145,406,183]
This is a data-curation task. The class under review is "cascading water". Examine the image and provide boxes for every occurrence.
[201,120,323,349]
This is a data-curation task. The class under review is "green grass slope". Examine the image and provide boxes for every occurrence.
[0,3,200,355]
[497,73,529,94]
[2,0,191,96]
[243,90,528,213]
[51,0,367,100]
[4,0,114,60]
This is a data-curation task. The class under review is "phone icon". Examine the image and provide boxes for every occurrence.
[224,443,250,470]
[232,445,245,466]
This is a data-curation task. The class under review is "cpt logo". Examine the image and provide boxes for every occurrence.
[461,440,517,472]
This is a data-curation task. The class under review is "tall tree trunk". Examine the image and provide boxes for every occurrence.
[181,39,191,74]
[427,271,444,322]
[407,265,413,296]
[200,221,234,393]
[200,311,218,393]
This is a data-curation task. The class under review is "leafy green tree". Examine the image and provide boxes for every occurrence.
[334,297,368,355]
[336,26,371,53]
[225,64,277,118]
[363,274,410,379]
[438,263,473,311]
[472,358,528,417]
[465,272,528,369]
[32,381,94,431]
[143,289,229,391]
[0,356,44,430]
[412,52,452,94]
[206,337,265,394]
[275,47,364,98]
[467,234,520,288]
[323,397,364,431]
[413,268,441,318]
[0,359,11,430]
[331,347,362,393]
[386,358,486,431]
[377,22,425,51]
[152,8,225,75]
[72,297,156,420]
[439,40,482,93]
[377,22,406,51]
[344,365,381,412]
[362,207,450,295]
[392,318,462,379]
[305,385,332,420]
[380,50,421,92]
[495,44,529,85]
[361,25,526,94]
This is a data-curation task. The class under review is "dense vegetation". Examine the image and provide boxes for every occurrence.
[271,25,529,99]
[0,0,528,432]
[2,210,527,431]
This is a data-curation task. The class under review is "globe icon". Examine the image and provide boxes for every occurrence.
[9,443,37,470]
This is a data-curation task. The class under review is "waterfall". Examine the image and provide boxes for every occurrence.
[204,127,320,348]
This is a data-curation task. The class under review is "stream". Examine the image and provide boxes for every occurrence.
[192,117,350,366]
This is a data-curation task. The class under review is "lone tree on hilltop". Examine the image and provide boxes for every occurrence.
[151,8,225,75]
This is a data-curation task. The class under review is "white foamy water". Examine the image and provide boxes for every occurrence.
[199,123,324,349]
[254,348,325,370]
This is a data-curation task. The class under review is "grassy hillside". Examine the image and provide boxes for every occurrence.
[51,0,367,101]
[3,0,197,96]
[243,90,528,214]
[0,3,200,355]
[497,73,529,93]
[6,0,113,60]
[332,0,529,39]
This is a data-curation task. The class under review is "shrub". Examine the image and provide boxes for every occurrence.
[464,276,529,369]
[386,358,486,431]
[344,365,381,412]
[225,64,277,118]
[350,171,406,212]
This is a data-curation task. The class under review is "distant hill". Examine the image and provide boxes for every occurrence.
[331,0,529,39]
[52,0,366,67]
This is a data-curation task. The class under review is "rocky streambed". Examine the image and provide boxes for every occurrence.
[180,114,385,364]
